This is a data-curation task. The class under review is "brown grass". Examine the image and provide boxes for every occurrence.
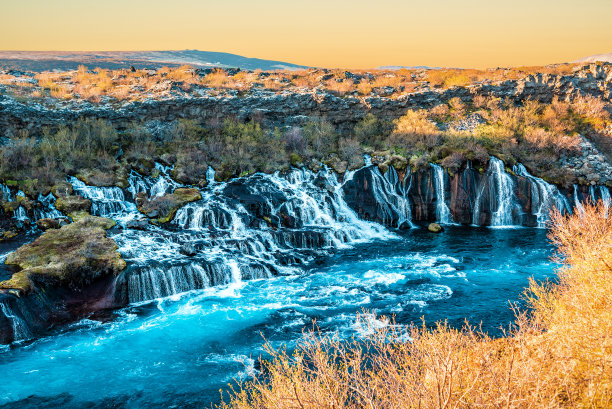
[2,62,602,102]
[220,202,612,408]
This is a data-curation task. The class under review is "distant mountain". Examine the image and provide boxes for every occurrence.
[0,50,309,72]
[573,53,612,63]
[377,65,438,70]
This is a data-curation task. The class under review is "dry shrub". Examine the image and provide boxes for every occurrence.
[356,81,373,95]
[263,78,284,91]
[203,69,230,88]
[394,110,439,136]
[325,79,354,96]
[426,69,473,89]
[372,74,402,88]
[221,202,612,409]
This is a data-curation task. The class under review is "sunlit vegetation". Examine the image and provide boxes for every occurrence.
[0,95,609,195]
[0,62,594,103]
[219,201,612,408]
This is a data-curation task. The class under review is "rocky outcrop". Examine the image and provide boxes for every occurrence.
[135,187,201,223]
[1,64,610,137]
[0,215,125,343]
[560,136,612,185]
[342,159,595,228]
[54,195,91,215]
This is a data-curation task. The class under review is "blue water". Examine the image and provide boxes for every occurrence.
[0,226,556,408]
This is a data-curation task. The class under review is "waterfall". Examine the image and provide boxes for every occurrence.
[361,166,414,228]
[13,207,28,222]
[0,184,11,201]
[488,158,517,226]
[69,176,139,222]
[513,164,571,227]
[0,301,31,342]
[601,187,611,213]
[108,167,396,303]
[431,164,452,224]
[127,264,218,303]
[127,164,181,200]
[206,166,216,184]
[573,185,585,214]
[33,193,63,221]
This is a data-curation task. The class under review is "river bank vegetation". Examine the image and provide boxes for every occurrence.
[0,94,609,198]
[220,201,612,408]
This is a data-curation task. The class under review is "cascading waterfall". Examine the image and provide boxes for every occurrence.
[69,176,139,223]
[33,193,63,221]
[0,302,31,342]
[206,166,216,184]
[513,164,571,227]
[600,187,611,212]
[431,164,452,224]
[573,184,585,214]
[106,166,395,303]
[0,184,11,201]
[365,166,414,228]
[488,157,517,226]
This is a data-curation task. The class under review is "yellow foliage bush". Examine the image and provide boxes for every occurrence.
[221,202,612,408]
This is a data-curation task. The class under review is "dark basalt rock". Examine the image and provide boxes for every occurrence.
[36,218,60,230]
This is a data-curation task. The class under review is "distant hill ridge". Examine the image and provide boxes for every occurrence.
[0,50,309,71]
[573,52,612,63]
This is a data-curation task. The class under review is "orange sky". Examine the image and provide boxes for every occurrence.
[1,0,611,69]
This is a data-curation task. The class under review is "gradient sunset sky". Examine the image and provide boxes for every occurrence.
[1,0,611,69]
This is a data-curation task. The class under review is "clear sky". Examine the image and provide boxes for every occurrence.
[1,0,611,69]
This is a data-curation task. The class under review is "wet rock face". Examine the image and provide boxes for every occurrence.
[0,215,125,343]
[342,160,587,227]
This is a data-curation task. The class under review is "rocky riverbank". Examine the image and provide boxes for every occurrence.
[0,159,610,344]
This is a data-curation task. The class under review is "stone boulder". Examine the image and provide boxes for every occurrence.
[428,223,444,233]
[137,187,201,223]
[54,195,91,215]
[1,215,125,294]
[36,218,60,230]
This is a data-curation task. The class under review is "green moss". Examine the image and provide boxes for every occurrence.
[0,215,124,293]
[55,195,91,215]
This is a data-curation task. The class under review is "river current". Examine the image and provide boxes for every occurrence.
[0,226,555,408]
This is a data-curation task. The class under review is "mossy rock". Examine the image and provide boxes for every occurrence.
[55,195,91,215]
[76,168,129,189]
[0,231,17,241]
[428,223,444,233]
[136,187,201,224]
[51,182,73,198]
[324,156,348,175]
[36,218,60,231]
[0,215,123,293]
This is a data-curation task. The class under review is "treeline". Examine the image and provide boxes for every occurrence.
[0,95,609,196]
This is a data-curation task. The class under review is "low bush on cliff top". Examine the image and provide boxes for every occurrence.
[381,95,611,185]
[1,62,599,102]
[219,201,612,408]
